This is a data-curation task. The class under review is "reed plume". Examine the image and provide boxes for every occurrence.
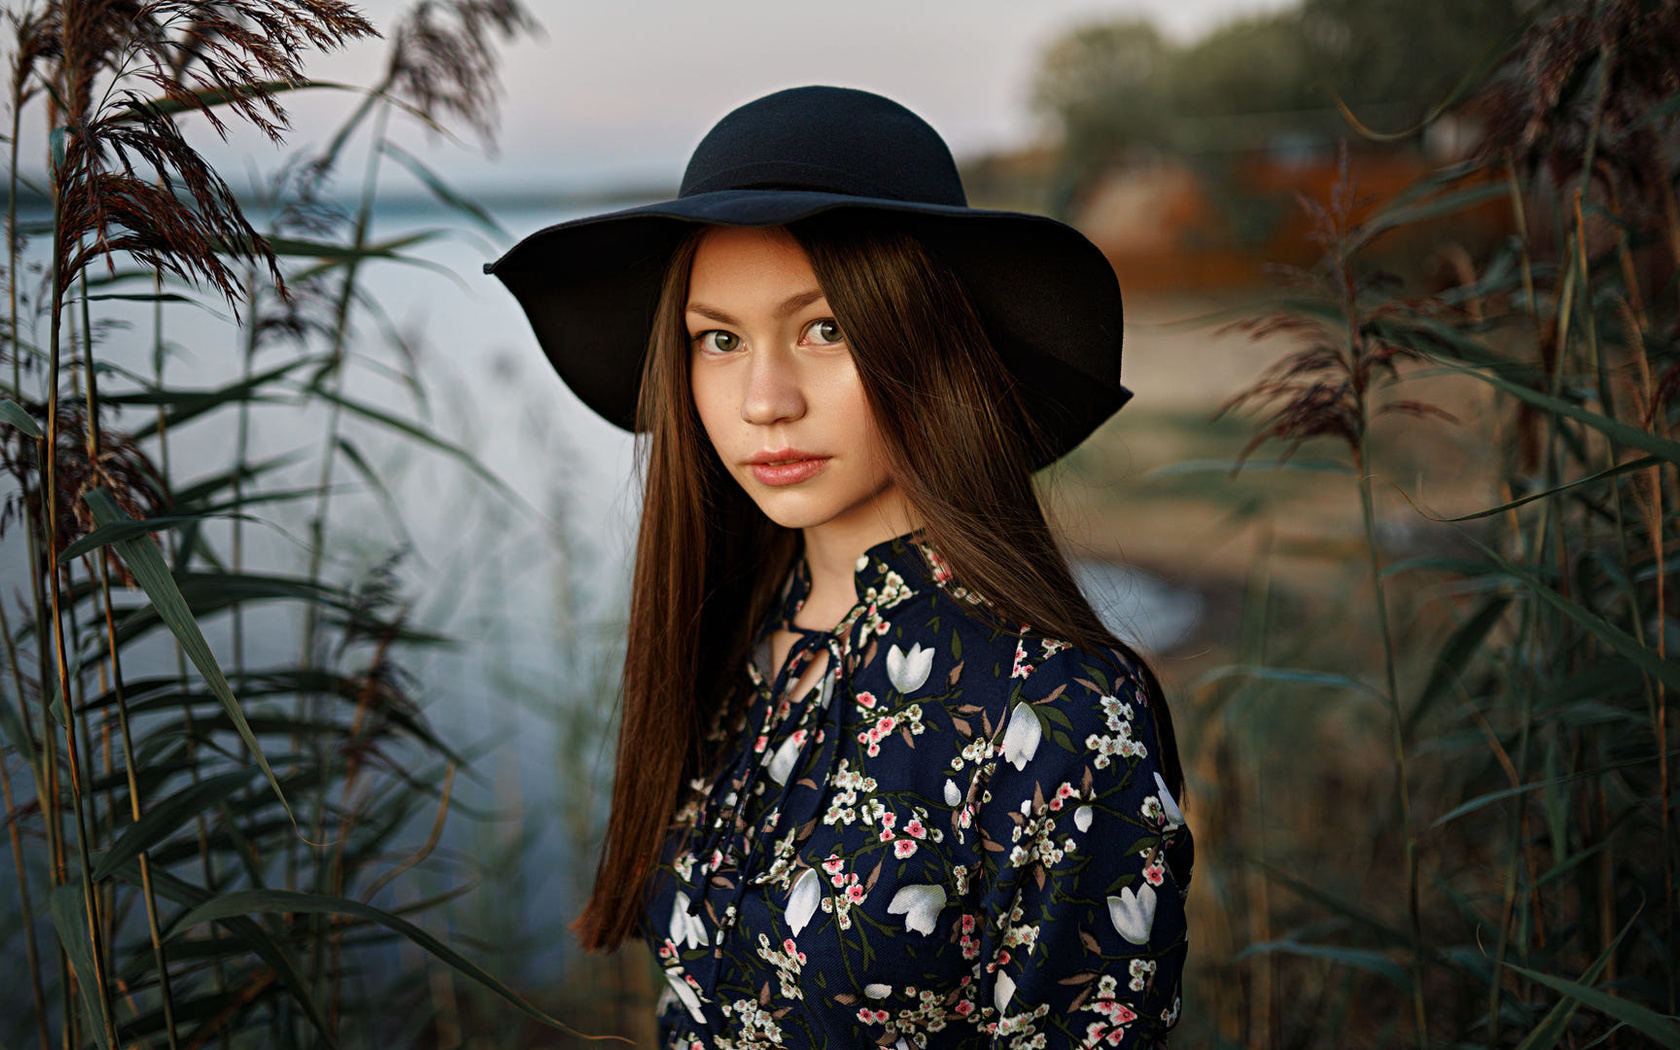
[385,0,538,144]
[1220,148,1453,469]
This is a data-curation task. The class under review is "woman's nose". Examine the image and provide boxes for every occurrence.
[740,345,806,425]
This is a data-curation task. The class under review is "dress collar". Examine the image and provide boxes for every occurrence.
[852,530,944,597]
[763,530,940,640]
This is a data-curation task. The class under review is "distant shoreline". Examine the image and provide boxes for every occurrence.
[2,182,677,216]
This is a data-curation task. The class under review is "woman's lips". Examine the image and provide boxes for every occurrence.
[747,453,831,486]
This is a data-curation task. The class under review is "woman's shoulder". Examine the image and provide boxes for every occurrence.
[844,534,1159,739]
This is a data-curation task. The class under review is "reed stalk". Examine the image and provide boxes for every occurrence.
[0,602,51,1050]
[75,246,181,1047]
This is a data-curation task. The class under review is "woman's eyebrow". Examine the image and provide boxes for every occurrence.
[686,289,827,325]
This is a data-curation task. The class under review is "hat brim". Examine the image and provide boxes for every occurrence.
[485,190,1130,466]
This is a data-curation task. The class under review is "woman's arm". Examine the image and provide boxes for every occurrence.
[972,645,1192,1048]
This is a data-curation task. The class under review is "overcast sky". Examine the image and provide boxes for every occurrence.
[226,0,1296,194]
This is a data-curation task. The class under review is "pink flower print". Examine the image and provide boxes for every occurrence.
[894,838,918,859]
[1144,856,1167,886]
[880,811,897,830]
[955,999,974,1016]
[923,544,954,582]
[856,691,877,709]
[879,827,896,843]
[846,879,866,904]
[905,818,925,839]
[1011,639,1034,679]
[856,1008,890,1025]
[822,856,845,876]
[754,734,768,753]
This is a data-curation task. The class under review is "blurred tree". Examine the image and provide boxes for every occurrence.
[1030,20,1172,171]
[1166,13,1321,153]
[1301,0,1529,120]
[1031,0,1530,172]
[1178,14,1317,114]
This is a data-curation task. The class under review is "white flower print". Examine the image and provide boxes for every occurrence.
[886,883,947,935]
[865,569,911,609]
[864,982,892,999]
[1084,722,1147,769]
[887,642,935,694]
[787,867,821,936]
[767,729,803,785]
[1000,703,1042,771]
[671,891,709,949]
[755,933,808,1001]
[995,970,1016,1012]
[944,778,962,807]
[1074,804,1094,832]
[1154,771,1185,826]
[718,996,784,1048]
[1099,694,1132,729]
[1107,883,1158,944]
[1007,802,1076,870]
[665,969,707,1024]
[1141,796,1165,824]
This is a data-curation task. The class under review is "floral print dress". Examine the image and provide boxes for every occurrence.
[643,533,1192,1049]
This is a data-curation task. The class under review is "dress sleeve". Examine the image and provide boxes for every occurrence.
[971,646,1191,1049]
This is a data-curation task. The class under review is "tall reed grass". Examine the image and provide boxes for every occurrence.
[1195,1,1680,1044]
[0,2,627,1047]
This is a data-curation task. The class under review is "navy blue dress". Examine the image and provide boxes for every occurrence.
[642,533,1192,1049]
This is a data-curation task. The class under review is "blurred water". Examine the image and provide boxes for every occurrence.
[1,198,1201,992]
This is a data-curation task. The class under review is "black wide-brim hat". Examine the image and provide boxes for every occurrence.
[486,85,1131,465]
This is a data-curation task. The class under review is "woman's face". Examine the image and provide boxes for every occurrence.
[687,225,910,543]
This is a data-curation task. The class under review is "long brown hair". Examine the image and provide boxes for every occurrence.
[573,214,1182,952]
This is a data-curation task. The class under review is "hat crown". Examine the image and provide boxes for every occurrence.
[679,86,967,207]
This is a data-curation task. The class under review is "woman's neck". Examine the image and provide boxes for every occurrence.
[794,490,918,631]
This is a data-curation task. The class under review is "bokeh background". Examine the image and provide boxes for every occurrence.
[2,0,1676,1047]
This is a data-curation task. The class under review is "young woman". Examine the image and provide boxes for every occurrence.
[488,86,1192,1049]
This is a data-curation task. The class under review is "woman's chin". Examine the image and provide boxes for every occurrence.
[745,487,915,542]
[747,494,836,532]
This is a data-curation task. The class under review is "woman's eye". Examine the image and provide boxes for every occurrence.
[695,330,741,353]
[802,319,844,345]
